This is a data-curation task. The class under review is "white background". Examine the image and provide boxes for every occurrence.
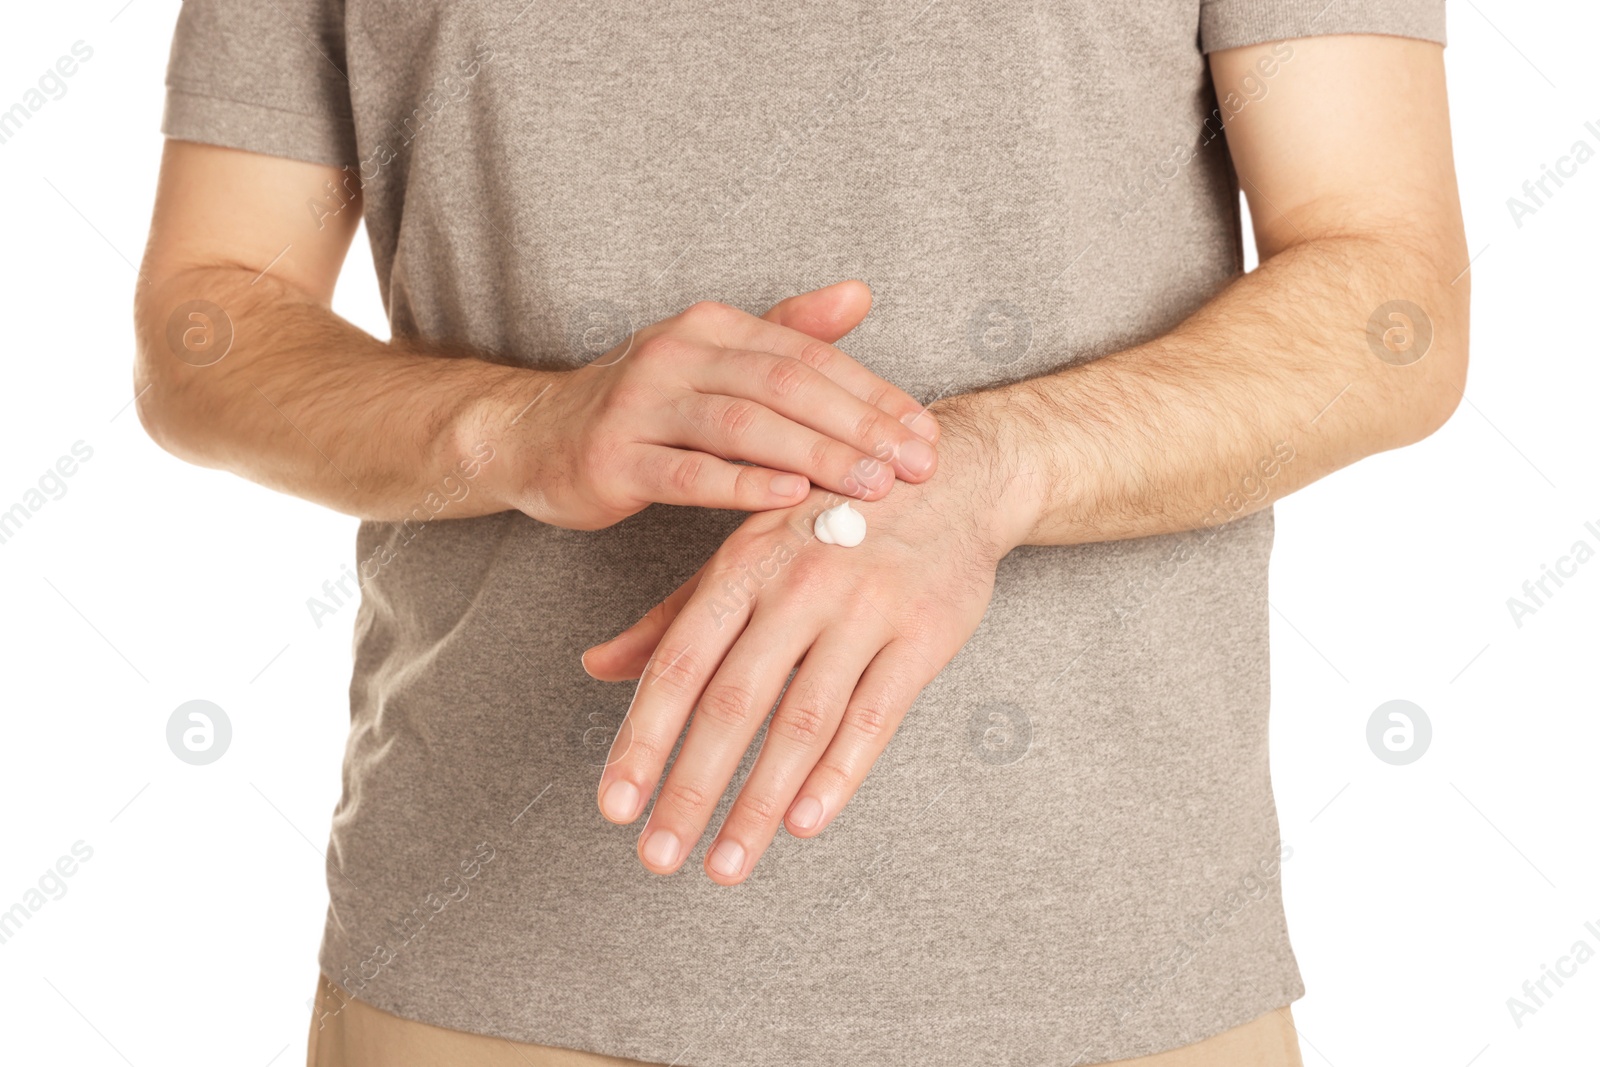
[1,2,1595,1064]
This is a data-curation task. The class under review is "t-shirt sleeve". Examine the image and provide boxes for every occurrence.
[1199,0,1446,54]
[161,0,357,168]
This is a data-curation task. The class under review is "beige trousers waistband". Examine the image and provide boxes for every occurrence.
[306,973,1303,1067]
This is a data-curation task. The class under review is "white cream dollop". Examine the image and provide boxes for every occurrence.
[813,501,867,547]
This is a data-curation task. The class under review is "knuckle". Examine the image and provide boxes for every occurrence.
[732,789,784,827]
[709,397,760,442]
[619,730,669,768]
[784,549,828,589]
[772,700,830,746]
[601,374,652,412]
[730,464,770,502]
[634,332,676,363]
[645,645,702,692]
[844,453,889,496]
[894,609,945,648]
[697,682,760,729]
[698,553,745,593]
[805,435,838,475]
[852,408,890,452]
[659,778,712,820]
[795,339,836,372]
[807,760,854,799]
[845,699,892,741]
[683,300,733,328]
[706,552,755,591]
[763,356,810,400]
[666,453,707,495]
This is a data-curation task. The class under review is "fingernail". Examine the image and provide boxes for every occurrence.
[788,796,824,832]
[898,438,935,477]
[708,839,745,877]
[642,829,681,869]
[601,780,640,822]
[770,473,807,498]
[901,410,938,442]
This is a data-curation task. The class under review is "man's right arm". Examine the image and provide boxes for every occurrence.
[134,141,939,529]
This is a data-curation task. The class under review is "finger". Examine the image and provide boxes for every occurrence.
[635,612,817,874]
[759,280,872,345]
[703,635,882,885]
[582,566,704,682]
[659,391,898,500]
[703,304,938,443]
[594,562,760,827]
[784,641,930,839]
[627,445,811,512]
[698,353,939,487]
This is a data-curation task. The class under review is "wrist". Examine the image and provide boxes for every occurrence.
[452,364,562,515]
[924,392,1047,558]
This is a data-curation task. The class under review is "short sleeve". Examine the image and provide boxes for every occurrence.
[1199,0,1446,54]
[161,0,357,168]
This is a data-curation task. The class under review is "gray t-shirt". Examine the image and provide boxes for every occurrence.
[164,2,1445,1064]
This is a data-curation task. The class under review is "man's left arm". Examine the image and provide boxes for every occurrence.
[584,34,1469,883]
[950,32,1468,552]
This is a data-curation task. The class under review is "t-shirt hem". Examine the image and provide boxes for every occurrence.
[162,85,357,169]
[316,961,1307,1067]
[1199,0,1447,53]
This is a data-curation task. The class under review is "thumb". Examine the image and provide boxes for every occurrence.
[581,565,704,682]
[760,280,872,343]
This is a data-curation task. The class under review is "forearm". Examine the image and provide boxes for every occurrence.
[942,229,1469,549]
[133,263,538,521]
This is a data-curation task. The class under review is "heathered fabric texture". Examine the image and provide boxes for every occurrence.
[165,3,1444,1065]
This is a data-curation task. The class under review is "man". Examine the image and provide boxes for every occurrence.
[136,1,1465,1064]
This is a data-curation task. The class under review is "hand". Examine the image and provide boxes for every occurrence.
[581,410,1035,883]
[479,282,940,530]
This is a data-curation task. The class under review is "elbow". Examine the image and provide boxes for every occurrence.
[1421,344,1468,440]
[132,365,180,458]
[131,290,209,465]
[1393,299,1469,447]
[1382,248,1470,447]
